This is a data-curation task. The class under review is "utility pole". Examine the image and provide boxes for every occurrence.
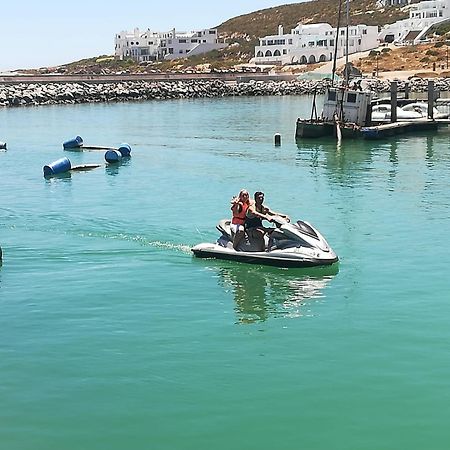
[446,42,448,69]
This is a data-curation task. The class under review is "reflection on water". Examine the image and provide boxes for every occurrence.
[296,139,375,186]
[295,132,448,192]
[208,262,338,324]
[105,158,131,176]
[43,172,72,182]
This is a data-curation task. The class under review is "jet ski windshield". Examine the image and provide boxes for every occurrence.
[294,220,319,240]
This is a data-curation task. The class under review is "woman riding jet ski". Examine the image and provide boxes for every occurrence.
[191,216,339,268]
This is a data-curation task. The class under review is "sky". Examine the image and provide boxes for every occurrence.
[0,0,305,71]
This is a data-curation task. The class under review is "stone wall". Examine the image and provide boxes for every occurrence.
[0,78,448,108]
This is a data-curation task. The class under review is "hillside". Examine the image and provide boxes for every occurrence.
[24,0,423,74]
[216,0,412,60]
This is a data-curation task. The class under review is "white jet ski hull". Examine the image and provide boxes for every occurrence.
[192,242,338,268]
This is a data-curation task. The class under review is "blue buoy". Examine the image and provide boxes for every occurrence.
[43,157,72,177]
[63,136,83,149]
[105,149,122,163]
[118,143,131,157]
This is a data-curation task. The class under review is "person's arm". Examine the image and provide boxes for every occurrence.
[248,204,272,222]
[231,199,242,213]
[265,206,290,222]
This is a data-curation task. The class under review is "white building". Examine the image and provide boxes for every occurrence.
[379,0,450,43]
[377,0,411,6]
[251,23,379,65]
[115,27,227,62]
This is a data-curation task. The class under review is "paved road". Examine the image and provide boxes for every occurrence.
[0,71,296,85]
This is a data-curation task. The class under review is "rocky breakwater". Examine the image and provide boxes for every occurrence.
[1,78,450,108]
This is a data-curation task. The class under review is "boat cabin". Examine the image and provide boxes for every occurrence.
[322,87,372,127]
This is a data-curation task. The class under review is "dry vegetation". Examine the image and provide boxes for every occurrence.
[354,40,450,76]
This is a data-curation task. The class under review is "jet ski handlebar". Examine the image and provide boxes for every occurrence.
[270,215,289,227]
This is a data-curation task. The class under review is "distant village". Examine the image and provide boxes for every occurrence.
[114,0,450,66]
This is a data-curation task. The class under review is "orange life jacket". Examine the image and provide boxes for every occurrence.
[231,201,249,225]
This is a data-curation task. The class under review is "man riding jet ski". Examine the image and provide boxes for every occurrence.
[191,215,339,268]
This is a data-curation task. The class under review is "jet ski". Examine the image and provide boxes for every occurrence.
[191,216,338,268]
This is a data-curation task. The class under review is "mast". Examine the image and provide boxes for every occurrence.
[331,0,343,87]
[345,0,349,87]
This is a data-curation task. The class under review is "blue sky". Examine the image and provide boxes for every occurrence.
[0,1,305,71]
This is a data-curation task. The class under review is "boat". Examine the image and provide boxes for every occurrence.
[371,102,448,123]
[296,86,373,139]
[401,102,448,119]
[295,0,373,140]
[371,104,421,122]
[191,216,338,268]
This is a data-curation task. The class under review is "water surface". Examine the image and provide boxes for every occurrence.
[1,96,450,450]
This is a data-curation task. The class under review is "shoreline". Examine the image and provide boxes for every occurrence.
[1,76,450,108]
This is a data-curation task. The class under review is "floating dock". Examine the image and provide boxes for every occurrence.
[361,119,441,140]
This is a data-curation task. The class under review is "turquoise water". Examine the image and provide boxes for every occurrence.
[1,96,450,450]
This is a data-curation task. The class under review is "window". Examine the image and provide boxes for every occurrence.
[179,50,183,53]
[347,93,357,103]
[330,39,334,46]
[265,50,272,57]
[288,39,292,44]
[363,29,367,35]
[283,49,287,54]
[328,91,336,101]
[209,30,216,34]
[179,39,186,43]
[257,51,263,57]
[274,49,281,56]
[169,48,173,54]
[191,39,197,43]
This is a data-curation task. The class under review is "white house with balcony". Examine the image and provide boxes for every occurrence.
[379,0,450,43]
[251,23,378,65]
[115,27,227,62]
